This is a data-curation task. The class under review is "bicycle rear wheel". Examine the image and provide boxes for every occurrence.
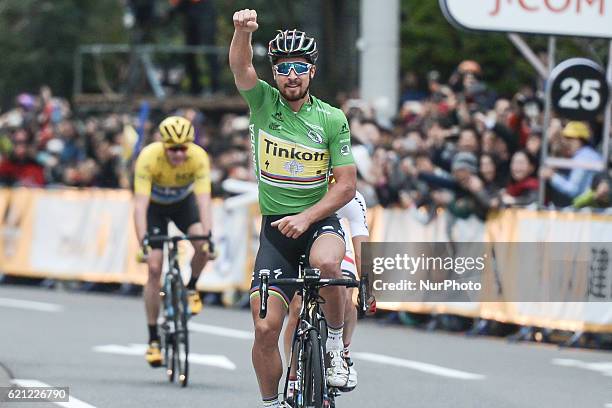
[172,278,189,387]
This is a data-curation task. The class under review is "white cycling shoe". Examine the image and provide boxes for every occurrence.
[326,350,350,388]
[342,354,358,391]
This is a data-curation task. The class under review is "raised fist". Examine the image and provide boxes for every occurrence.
[233,9,258,33]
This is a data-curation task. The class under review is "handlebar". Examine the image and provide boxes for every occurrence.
[142,234,213,256]
[145,234,212,244]
[258,268,359,319]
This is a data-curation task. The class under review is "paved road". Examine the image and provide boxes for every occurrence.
[1,285,611,408]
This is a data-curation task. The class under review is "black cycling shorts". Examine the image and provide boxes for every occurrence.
[147,193,200,249]
[249,214,345,308]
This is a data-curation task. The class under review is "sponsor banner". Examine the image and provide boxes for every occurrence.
[440,0,612,39]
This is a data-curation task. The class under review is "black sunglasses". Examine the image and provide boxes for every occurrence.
[167,145,188,152]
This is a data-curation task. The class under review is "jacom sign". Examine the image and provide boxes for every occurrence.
[440,0,612,38]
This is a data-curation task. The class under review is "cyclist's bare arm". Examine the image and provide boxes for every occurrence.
[302,165,356,224]
[229,9,259,91]
[134,193,150,244]
[352,235,368,277]
[195,193,212,236]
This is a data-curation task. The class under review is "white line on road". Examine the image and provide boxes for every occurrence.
[11,379,96,408]
[188,322,253,340]
[93,344,236,370]
[604,404,612,407]
[352,352,486,380]
[0,297,63,312]
[552,358,612,377]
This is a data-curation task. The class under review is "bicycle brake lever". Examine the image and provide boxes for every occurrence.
[259,270,270,319]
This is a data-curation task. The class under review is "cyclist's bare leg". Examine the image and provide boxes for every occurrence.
[343,288,357,346]
[251,294,287,399]
[144,249,164,325]
[284,296,301,377]
[308,234,345,329]
[309,234,350,386]
[187,222,210,283]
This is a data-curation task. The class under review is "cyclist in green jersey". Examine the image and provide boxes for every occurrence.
[230,9,357,408]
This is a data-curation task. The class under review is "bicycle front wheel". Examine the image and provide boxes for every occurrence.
[172,279,190,387]
[300,329,325,408]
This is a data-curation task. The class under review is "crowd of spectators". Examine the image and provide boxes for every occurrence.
[0,86,130,189]
[2,60,611,219]
[341,60,611,218]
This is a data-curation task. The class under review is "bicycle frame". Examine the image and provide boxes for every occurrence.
[259,267,359,407]
[146,233,211,388]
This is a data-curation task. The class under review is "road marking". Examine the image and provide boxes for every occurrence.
[352,352,485,380]
[11,379,95,408]
[93,344,236,370]
[552,358,612,377]
[188,322,253,340]
[604,404,612,408]
[0,297,63,312]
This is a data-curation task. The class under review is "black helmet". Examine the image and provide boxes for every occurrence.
[268,29,318,65]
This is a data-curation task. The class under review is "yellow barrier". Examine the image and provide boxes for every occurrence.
[0,188,253,292]
[1,187,611,332]
[374,208,612,333]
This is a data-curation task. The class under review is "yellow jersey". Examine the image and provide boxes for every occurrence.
[134,142,211,204]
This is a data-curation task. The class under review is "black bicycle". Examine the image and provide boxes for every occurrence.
[145,233,211,388]
[259,266,359,408]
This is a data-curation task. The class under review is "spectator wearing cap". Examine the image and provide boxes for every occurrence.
[541,122,603,205]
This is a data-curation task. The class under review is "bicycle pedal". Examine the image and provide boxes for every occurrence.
[336,384,356,392]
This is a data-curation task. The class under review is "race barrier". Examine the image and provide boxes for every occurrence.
[0,188,253,293]
[1,187,611,332]
[374,208,612,333]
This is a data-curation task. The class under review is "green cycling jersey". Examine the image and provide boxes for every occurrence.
[240,79,354,215]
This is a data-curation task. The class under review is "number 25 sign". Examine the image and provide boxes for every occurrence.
[549,58,610,121]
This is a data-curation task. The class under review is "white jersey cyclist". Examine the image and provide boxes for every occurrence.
[337,190,369,279]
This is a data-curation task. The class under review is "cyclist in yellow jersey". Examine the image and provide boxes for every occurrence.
[133,116,214,367]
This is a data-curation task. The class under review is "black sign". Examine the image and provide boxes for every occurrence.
[549,58,609,121]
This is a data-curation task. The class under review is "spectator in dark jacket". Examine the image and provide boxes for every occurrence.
[419,152,492,220]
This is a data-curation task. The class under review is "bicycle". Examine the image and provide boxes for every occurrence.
[145,233,212,388]
[259,266,359,408]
